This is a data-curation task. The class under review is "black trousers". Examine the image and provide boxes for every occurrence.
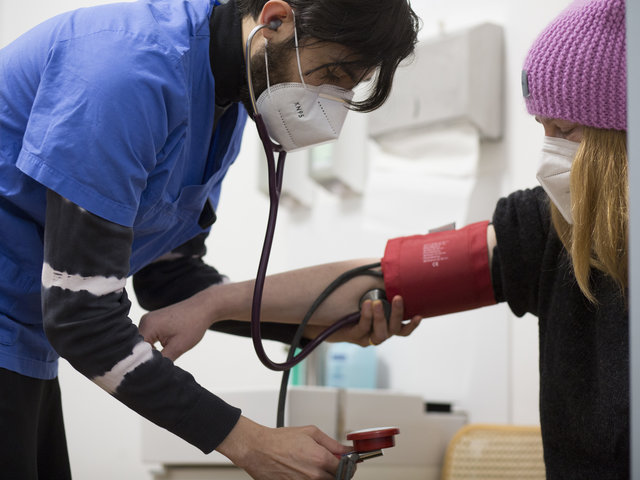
[0,368,72,480]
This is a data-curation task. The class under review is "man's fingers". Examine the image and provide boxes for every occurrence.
[355,300,374,336]
[160,342,181,362]
[397,315,423,337]
[141,331,160,347]
[368,296,423,345]
[308,425,352,458]
[369,299,390,345]
[387,296,405,335]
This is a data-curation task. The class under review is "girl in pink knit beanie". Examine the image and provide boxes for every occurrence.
[512,0,629,477]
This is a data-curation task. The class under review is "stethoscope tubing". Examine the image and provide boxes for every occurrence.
[246,23,365,372]
[250,113,362,371]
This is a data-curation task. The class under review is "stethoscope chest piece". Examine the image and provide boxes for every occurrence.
[347,426,400,453]
[336,427,399,478]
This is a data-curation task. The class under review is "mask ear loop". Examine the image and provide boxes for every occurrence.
[251,10,304,109]
[263,38,273,96]
[291,9,306,88]
[246,20,282,120]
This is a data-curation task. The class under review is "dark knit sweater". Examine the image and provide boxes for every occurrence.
[491,187,629,479]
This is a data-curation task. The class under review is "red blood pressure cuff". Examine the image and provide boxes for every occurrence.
[381,221,496,318]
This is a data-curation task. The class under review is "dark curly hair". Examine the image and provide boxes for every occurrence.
[237,0,420,112]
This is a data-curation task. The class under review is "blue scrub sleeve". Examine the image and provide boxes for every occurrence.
[16,31,186,227]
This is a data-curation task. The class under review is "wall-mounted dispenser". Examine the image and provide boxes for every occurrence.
[367,23,504,157]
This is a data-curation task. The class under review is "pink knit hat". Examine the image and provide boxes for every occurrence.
[522,0,627,131]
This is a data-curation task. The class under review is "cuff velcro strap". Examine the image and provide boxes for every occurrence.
[381,221,495,318]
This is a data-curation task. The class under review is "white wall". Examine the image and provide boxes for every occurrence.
[0,0,570,478]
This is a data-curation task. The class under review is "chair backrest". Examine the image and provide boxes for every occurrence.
[440,424,545,480]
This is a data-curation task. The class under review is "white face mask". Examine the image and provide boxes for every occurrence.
[254,15,354,152]
[536,136,580,224]
[256,82,354,152]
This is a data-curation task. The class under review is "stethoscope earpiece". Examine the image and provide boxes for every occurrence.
[267,18,283,30]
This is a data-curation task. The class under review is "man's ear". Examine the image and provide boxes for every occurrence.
[259,0,295,41]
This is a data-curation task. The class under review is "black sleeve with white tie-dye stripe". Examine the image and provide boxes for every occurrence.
[41,190,241,453]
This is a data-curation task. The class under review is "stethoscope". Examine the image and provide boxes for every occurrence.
[244,19,398,478]
[244,19,383,373]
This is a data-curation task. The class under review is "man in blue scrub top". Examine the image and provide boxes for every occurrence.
[0,0,419,478]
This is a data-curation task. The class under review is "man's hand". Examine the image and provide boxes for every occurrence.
[138,296,212,361]
[217,416,352,480]
[304,295,422,347]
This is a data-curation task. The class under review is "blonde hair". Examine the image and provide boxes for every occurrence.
[551,127,628,303]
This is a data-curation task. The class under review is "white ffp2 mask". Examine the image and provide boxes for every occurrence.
[256,82,354,152]
[536,136,580,224]
[254,12,354,153]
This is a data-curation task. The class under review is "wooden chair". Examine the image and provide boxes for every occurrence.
[441,424,545,479]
